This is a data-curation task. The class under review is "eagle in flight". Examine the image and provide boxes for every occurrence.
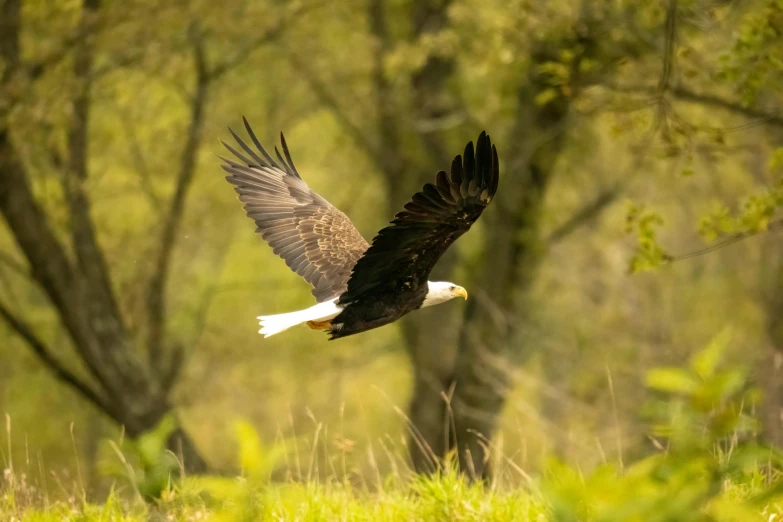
[220,119,500,339]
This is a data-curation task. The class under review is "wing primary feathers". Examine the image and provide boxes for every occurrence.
[420,185,453,211]
[462,140,475,193]
[435,171,455,202]
[490,144,499,195]
[242,116,283,170]
[449,156,463,202]
[221,140,257,167]
[450,154,463,186]
[280,133,302,179]
[273,146,289,174]
[476,131,489,191]
[228,127,268,167]
[217,154,247,169]
[338,130,499,308]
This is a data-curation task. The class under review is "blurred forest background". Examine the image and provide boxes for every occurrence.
[1,0,783,498]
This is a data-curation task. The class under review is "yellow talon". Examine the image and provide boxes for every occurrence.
[306,320,332,330]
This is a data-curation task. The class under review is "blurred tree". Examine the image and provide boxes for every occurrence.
[618,0,783,447]
[353,0,783,478]
[292,0,645,477]
[2,0,783,487]
[0,0,297,473]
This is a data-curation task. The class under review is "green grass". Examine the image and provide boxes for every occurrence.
[2,469,783,522]
[1,470,547,522]
[4,333,783,521]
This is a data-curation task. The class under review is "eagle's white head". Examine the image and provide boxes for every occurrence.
[422,281,468,308]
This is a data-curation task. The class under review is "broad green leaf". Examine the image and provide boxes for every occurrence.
[646,368,699,395]
[690,327,733,379]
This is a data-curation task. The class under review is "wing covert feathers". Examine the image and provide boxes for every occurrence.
[220,119,369,302]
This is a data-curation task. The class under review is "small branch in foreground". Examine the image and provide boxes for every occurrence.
[666,220,783,263]
[608,83,783,131]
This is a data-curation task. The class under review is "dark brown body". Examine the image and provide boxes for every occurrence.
[329,279,428,339]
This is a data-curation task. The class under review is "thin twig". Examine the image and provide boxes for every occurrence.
[547,184,623,245]
[667,219,783,262]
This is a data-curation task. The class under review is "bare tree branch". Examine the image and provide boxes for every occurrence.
[3,129,126,408]
[1,0,169,429]
[0,299,116,419]
[667,219,783,262]
[547,185,623,245]
[210,29,281,80]
[0,252,30,280]
[286,50,387,173]
[0,0,205,467]
[59,0,156,399]
[145,24,210,373]
[209,0,321,80]
[670,86,783,129]
[0,0,115,398]
[408,0,458,171]
[27,24,100,80]
[607,83,783,130]
[117,107,163,212]
[145,11,309,374]
[0,0,21,87]
[658,0,677,95]
[368,0,406,196]
[64,0,123,322]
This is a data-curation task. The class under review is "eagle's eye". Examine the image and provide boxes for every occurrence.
[449,285,455,290]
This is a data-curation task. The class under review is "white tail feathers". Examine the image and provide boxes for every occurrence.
[257,299,341,338]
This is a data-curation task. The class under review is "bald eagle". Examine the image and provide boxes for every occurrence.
[220,119,499,339]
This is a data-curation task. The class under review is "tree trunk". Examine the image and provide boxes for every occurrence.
[167,425,209,474]
[394,0,469,474]
[760,242,783,446]
[449,43,577,479]
[0,0,208,474]
[759,346,783,446]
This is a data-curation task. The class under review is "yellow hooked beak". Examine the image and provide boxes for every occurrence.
[452,286,468,300]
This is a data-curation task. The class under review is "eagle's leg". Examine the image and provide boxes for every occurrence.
[306,319,332,330]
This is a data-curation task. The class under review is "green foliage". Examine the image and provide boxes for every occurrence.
[177,420,292,521]
[543,330,783,522]
[719,0,783,105]
[625,203,668,273]
[698,179,783,242]
[6,338,783,521]
[4,0,783,516]
[100,415,180,501]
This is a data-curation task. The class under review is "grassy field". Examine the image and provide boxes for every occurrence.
[4,340,783,521]
[2,468,782,522]
[2,474,539,521]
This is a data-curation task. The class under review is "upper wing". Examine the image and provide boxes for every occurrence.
[220,118,369,302]
[338,131,499,305]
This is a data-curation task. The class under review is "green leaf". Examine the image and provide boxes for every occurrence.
[646,368,699,395]
[235,420,263,477]
[690,327,732,379]
[534,88,559,106]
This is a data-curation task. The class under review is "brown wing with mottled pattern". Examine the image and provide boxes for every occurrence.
[220,118,369,302]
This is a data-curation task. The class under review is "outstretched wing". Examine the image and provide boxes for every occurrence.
[220,118,369,302]
[338,131,499,305]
